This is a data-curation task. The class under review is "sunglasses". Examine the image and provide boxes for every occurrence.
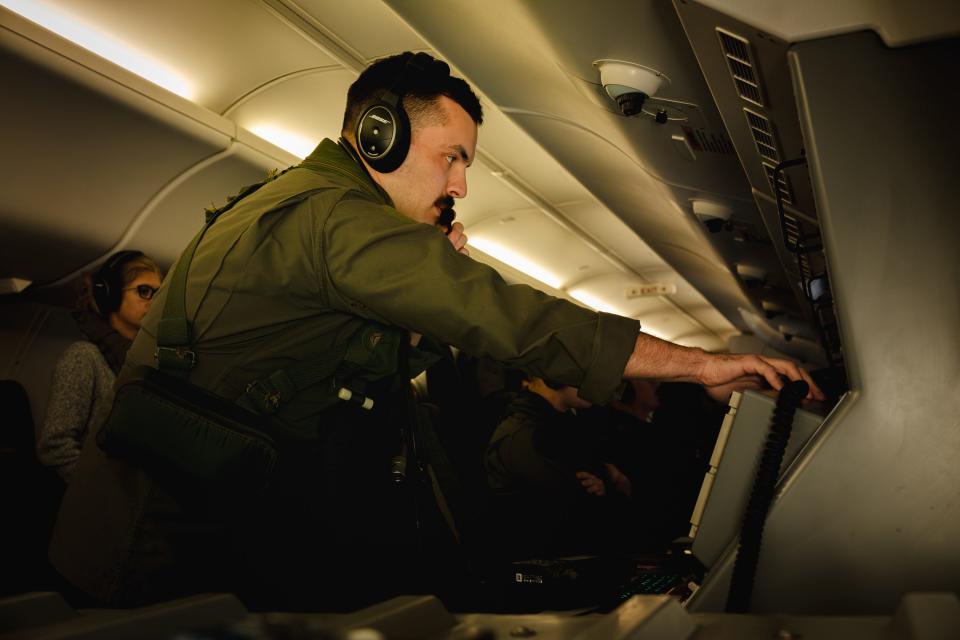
[123,284,159,301]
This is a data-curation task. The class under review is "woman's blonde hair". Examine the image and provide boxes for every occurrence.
[119,255,162,287]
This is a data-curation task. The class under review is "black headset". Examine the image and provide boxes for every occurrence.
[91,250,143,316]
[355,52,448,173]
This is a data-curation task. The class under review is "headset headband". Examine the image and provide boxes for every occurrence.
[381,52,430,107]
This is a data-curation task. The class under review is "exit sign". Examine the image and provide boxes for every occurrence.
[625,283,677,298]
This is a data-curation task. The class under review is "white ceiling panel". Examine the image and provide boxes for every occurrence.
[227,66,357,157]
[635,308,702,342]
[444,162,532,228]
[507,111,698,246]
[469,106,597,208]
[468,208,617,291]
[294,0,427,62]
[556,200,669,274]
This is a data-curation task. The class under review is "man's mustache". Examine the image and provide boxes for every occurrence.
[435,196,456,233]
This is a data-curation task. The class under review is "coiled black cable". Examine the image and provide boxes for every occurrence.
[726,380,809,613]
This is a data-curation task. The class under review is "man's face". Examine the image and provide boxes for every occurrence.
[375,95,477,226]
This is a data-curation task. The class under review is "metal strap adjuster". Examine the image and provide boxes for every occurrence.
[245,379,281,413]
[154,346,197,369]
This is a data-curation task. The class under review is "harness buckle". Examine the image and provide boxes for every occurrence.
[154,346,197,369]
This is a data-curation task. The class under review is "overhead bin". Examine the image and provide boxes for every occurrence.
[0,7,297,285]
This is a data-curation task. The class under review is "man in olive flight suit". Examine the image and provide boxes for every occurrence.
[51,52,822,611]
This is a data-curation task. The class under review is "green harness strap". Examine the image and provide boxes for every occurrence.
[154,226,205,375]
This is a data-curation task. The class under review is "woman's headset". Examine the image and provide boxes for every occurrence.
[355,52,449,173]
[91,250,143,316]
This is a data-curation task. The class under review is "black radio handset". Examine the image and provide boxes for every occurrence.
[437,207,456,235]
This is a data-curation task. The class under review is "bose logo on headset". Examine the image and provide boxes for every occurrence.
[356,52,450,173]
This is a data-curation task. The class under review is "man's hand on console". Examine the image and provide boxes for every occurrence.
[698,353,823,401]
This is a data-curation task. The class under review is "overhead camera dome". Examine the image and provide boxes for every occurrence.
[595,60,669,117]
[691,199,733,233]
[615,92,648,117]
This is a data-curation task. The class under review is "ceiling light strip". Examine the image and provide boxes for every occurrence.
[248,124,316,159]
[1,0,194,99]
[469,237,563,290]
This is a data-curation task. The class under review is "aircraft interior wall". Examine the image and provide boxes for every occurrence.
[689,30,960,615]
[0,304,83,432]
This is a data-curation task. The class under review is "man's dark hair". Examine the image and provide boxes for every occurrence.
[341,51,483,138]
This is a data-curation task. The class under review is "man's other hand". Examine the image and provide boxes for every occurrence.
[604,463,632,498]
[576,471,606,497]
[446,222,470,256]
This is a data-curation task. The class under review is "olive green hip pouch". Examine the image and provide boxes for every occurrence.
[97,365,288,511]
[94,322,424,511]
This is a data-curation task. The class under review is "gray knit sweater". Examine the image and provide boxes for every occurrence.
[37,341,117,482]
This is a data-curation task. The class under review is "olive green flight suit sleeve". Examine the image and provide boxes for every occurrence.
[319,194,640,404]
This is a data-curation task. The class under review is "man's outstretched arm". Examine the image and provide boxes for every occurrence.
[622,332,824,401]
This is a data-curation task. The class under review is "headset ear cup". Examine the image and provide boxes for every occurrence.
[91,278,111,316]
[90,250,143,316]
[357,101,410,173]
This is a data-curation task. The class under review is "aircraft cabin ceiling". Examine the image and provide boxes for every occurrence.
[7,0,931,359]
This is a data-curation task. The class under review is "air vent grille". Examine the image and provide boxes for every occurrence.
[717,28,764,107]
[696,130,736,155]
[744,110,770,132]
[718,30,750,62]
[755,142,779,163]
[780,212,813,282]
[763,162,794,205]
[734,79,762,105]
[752,128,775,148]
[682,127,736,155]
[743,108,781,164]
[794,229,814,280]
[781,213,804,248]
[727,58,754,82]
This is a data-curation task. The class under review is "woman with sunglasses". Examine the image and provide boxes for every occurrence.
[37,251,162,482]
